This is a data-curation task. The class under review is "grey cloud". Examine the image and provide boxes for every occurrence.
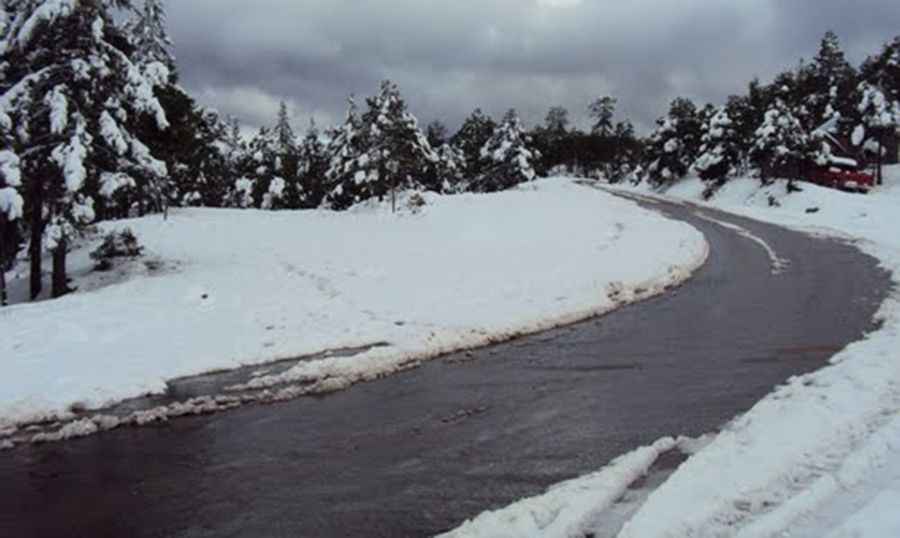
[165,0,900,135]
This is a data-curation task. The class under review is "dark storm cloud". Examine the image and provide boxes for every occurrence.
[165,0,900,134]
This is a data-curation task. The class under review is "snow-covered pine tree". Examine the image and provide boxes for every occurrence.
[268,101,301,208]
[751,99,829,189]
[644,98,703,185]
[1,0,169,298]
[472,109,536,193]
[644,116,683,184]
[433,143,466,193]
[297,118,328,208]
[176,107,232,207]
[325,81,437,210]
[451,108,496,180]
[240,126,281,209]
[693,108,743,195]
[127,0,175,76]
[855,81,900,185]
[800,31,858,135]
[322,96,364,209]
[861,36,900,105]
[362,80,436,207]
[0,147,23,306]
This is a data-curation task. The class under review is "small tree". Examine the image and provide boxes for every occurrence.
[472,109,537,192]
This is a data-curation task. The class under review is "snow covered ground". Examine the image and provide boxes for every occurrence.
[444,166,900,538]
[0,178,707,434]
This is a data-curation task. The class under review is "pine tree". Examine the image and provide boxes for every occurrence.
[297,118,328,208]
[694,108,744,193]
[325,81,437,211]
[0,148,23,306]
[1,0,169,299]
[855,81,900,185]
[861,36,900,104]
[322,96,363,209]
[269,101,301,208]
[128,0,176,77]
[433,143,466,193]
[472,109,536,192]
[801,31,858,134]
[176,107,232,207]
[451,108,496,180]
[644,98,702,185]
[752,99,828,189]
[644,117,683,184]
[589,96,617,137]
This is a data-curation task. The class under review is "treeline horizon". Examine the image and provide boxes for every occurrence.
[1,1,899,306]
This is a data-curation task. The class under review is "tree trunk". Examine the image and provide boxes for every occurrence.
[29,180,43,300]
[0,263,6,307]
[51,237,68,299]
[0,215,6,306]
[877,133,884,186]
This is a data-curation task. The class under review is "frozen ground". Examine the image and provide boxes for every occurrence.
[0,178,707,431]
[444,166,900,538]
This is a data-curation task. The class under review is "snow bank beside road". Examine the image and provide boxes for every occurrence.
[0,178,707,428]
[441,437,681,538]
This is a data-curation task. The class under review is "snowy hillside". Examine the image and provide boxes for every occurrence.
[0,178,707,431]
[443,167,900,538]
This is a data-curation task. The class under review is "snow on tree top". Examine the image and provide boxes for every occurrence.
[12,0,77,51]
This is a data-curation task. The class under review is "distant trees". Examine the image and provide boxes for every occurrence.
[4,3,900,308]
[630,30,900,191]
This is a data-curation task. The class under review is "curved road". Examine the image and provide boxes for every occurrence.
[0,197,890,537]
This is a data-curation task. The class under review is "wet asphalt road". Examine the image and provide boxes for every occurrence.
[0,198,891,538]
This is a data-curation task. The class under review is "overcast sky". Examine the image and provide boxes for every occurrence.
[166,0,900,135]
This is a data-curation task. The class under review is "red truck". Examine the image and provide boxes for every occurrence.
[807,156,875,193]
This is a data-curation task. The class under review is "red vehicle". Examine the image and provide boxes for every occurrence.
[807,156,875,193]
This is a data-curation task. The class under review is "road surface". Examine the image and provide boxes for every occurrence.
[0,197,890,538]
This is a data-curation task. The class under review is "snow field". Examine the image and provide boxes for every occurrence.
[0,178,708,432]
